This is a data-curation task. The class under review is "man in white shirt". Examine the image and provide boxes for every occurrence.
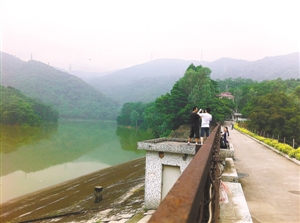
[198,108,212,145]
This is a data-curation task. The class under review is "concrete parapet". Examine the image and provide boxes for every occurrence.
[138,137,197,155]
[138,138,196,209]
[220,143,234,161]
[219,182,253,223]
[221,158,238,183]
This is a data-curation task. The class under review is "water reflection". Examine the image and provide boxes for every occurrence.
[0,120,154,203]
[116,126,153,153]
[0,124,58,154]
[1,121,116,176]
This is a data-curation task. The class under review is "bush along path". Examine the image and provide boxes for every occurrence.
[234,123,300,163]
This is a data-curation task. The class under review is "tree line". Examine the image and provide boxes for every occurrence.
[117,64,234,137]
[0,86,59,125]
[218,77,300,145]
[117,64,300,144]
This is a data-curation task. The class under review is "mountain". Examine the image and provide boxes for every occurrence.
[1,52,118,120]
[2,52,298,110]
[55,68,118,82]
[87,52,299,104]
[87,59,203,104]
[206,52,299,80]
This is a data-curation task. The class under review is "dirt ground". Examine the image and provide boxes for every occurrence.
[0,157,146,223]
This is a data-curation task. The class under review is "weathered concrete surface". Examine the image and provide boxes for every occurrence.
[220,143,235,160]
[2,123,299,223]
[221,157,239,183]
[226,122,300,223]
[220,182,252,223]
[0,158,147,223]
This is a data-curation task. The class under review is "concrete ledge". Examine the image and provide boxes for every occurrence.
[138,138,196,155]
[220,143,234,161]
[219,182,253,223]
[221,158,238,183]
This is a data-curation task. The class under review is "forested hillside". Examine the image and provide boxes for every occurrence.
[117,64,300,145]
[1,52,118,120]
[88,52,299,104]
[117,64,235,137]
[0,86,58,125]
[87,59,202,104]
[218,78,300,146]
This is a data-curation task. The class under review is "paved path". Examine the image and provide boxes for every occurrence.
[226,124,300,223]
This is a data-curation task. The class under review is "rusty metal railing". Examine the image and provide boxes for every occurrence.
[148,124,221,223]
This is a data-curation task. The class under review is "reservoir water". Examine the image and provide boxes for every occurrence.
[0,120,154,204]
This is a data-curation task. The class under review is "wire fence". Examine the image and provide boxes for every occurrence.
[245,128,299,149]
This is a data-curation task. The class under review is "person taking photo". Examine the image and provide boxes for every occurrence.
[198,108,212,145]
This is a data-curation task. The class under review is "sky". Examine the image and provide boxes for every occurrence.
[1,0,299,72]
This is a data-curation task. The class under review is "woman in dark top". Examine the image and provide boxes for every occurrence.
[187,106,200,145]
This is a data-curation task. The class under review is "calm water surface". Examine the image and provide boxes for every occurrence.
[0,120,154,204]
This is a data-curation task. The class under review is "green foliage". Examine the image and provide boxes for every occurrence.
[118,64,235,137]
[130,110,139,128]
[295,149,300,160]
[1,55,118,120]
[115,126,155,153]
[217,78,300,144]
[248,91,300,144]
[117,102,152,128]
[0,86,58,125]
[235,123,299,161]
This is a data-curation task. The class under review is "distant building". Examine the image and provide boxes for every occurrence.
[217,92,235,100]
[232,112,242,121]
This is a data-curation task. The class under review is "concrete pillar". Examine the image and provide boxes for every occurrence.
[138,138,197,209]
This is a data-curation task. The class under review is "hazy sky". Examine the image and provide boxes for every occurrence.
[1,0,299,72]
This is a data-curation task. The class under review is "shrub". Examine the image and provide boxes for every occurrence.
[235,123,299,161]
[262,138,278,147]
[290,148,300,158]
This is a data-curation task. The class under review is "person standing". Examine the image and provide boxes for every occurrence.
[220,126,229,148]
[198,108,212,145]
[187,106,200,145]
[223,126,229,143]
[225,126,229,137]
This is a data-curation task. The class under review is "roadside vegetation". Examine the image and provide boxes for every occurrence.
[235,123,300,161]
[117,64,300,143]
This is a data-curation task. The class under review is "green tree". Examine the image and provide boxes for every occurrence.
[0,86,58,125]
[130,110,139,128]
[248,92,300,142]
[118,64,238,137]
[233,88,243,112]
[142,64,233,137]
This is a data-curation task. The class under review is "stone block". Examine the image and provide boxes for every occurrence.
[220,143,234,161]
[219,182,253,223]
[221,158,238,183]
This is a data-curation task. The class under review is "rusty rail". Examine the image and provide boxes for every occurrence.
[148,124,221,223]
